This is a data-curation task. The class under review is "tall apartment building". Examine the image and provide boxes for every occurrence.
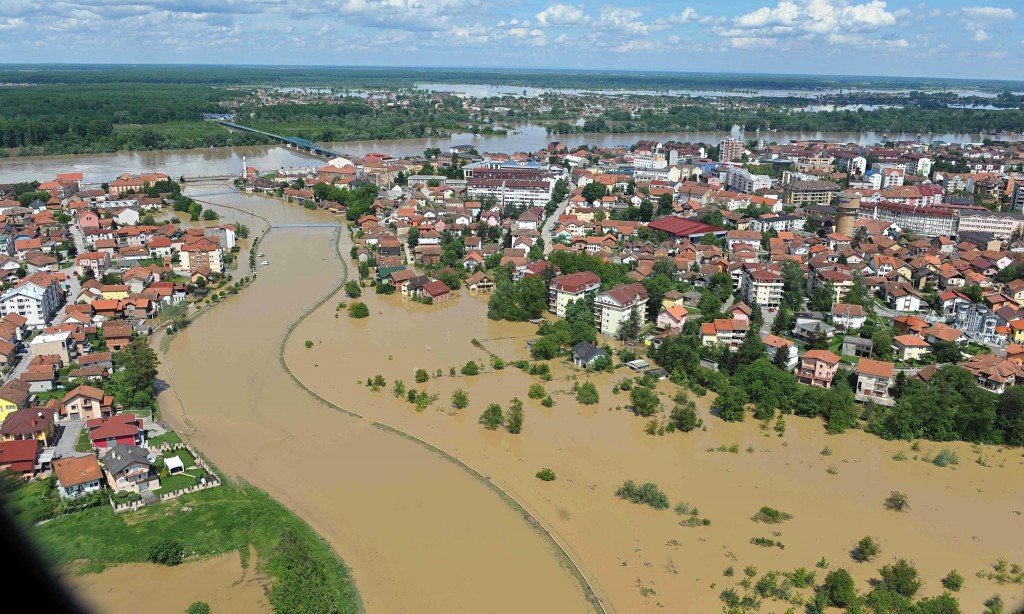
[862,202,958,237]
[593,283,648,339]
[783,180,841,206]
[740,263,783,308]
[725,166,772,194]
[548,271,601,318]
[719,137,745,163]
[468,177,554,211]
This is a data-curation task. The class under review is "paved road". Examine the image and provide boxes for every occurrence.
[541,198,569,256]
[53,420,85,459]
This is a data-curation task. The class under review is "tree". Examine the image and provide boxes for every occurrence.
[716,385,748,422]
[576,381,600,405]
[846,272,872,307]
[961,283,984,304]
[460,361,479,376]
[202,208,219,221]
[822,568,857,608]
[564,298,597,345]
[781,260,805,310]
[630,386,660,417]
[822,380,858,434]
[809,282,835,312]
[188,201,203,221]
[109,339,159,410]
[480,404,504,430]
[148,538,184,566]
[186,603,211,614]
[347,302,369,318]
[619,307,643,341]
[657,192,674,215]
[878,559,922,598]
[236,224,250,239]
[506,398,524,434]
[415,369,429,383]
[451,388,469,409]
[670,403,700,432]
[853,536,880,562]
[698,207,724,227]
[931,340,962,363]
[344,280,361,298]
[996,385,1024,445]
[581,182,606,203]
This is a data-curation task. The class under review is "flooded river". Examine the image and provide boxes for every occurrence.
[156,189,596,613]
[0,124,985,184]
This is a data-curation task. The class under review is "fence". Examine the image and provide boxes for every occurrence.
[108,442,221,513]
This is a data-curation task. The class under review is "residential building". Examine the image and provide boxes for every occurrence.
[593,283,648,339]
[763,334,798,370]
[701,318,750,350]
[726,166,772,194]
[961,354,1024,393]
[0,379,31,425]
[892,334,931,361]
[87,414,146,450]
[179,237,223,274]
[75,251,111,277]
[61,385,115,421]
[548,271,602,318]
[656,306,688,333]
[0,280,62,329]
[783,180,841,206]
[831,303,867,330]
[0,439,39,476]
[0,408,56,445]
[797,350,841,388]
[101,443,159,494]
[719,137,745,163]
[571,342,607,368]
[855,358,895,405]
[740,264,784,308]
[29,331,76,364]
[862,202,957,237]
[53,455,105,499]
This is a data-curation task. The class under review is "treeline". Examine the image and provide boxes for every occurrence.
[547,106,1024,135]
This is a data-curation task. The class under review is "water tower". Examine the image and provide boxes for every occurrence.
[834,191,861,237]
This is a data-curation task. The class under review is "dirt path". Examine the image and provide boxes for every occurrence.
[156,221,596,613]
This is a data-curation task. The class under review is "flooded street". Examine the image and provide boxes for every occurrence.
[67,551,269,614]
[289,275,1024,612]
[156,190,595,613]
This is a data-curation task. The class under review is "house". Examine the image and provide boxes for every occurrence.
[701,318,750,350]
[101,443,159,494]
[61,385,115,421]
[102,320,134,351]
[570,341,607,368]
[0,438,39,476]
[831,303,867,330]
[29,330,76,364]
[763,334,798,370]
[841,336,874,358]
[0,408,56,445]
[422,280,452,303]
[798,350,841,388]
[593,283,648,339]
[465,271,494,292]
[656,305,688,333]
[855,358,895,405]
[892,334,931,361]
[882,282,923,312]
[179,237,223,274]
[0,378,31,425]
[0,281,62,329]
[87,414,146,450]
[548,271,601,318]
[75,251,111,277]
[53,455,105,499]
[961,354,1024,394]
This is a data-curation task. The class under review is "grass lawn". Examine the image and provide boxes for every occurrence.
[153,469,207,494]
[16,481,361,613]
[148,431,182,447]
[162,448,196,469]
[34,389,68,404]
[75,429,93,453]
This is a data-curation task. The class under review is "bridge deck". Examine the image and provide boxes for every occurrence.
[271,223,342,228]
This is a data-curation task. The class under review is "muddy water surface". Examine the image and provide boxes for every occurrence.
[289,268,1024,613]
[157,193,595,613]
[68,551,269,614]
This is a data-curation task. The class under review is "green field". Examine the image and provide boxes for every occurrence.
[5,480,361,613]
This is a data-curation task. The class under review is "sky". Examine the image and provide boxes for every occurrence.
[0,0,1021,81]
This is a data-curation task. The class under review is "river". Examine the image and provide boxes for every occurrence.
[0,124,986,184]
[155,187,598,613]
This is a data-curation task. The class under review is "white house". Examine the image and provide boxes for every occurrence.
[831,303,868,330]
[593,283,648,338]
[0,280,61,329]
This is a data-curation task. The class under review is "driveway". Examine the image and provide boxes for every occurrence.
[53,420,86,459]
[541,198,569,256]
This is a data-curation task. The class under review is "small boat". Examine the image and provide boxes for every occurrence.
[257,261,270,267]
[258,252,265,257]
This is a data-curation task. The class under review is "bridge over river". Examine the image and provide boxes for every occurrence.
[215,121,348,159]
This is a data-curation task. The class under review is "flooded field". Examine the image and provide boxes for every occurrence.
[287,245,1024,612]
[67,551,269,614]
[156,194,595,613]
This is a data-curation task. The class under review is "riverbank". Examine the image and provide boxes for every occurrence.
[285,272,1024,612]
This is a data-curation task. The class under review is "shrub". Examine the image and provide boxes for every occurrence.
[669,403,701,432]
[933,448,960,467]
[541,396,554,407]
[451,388,469,409]
[186,603,211,614]
[480,404,504,430]
[461,361,480,376]
[853,536,880,562]
[821,445,833,456]
[505,398,524,434]
[822,568,857,608]
[884,491,910,512]
[751,537,784,549]
[304,340,313,349]
[536,468,556,481]
[630,385,661,417]
[528,383,546,399]
[391,379,406,397]
[343,280,361,298]
[491,356,505,370]
[414,369,429,383]
[148,539,184,566]
[615,480,670,510]
[347,301,369,318]
[788,568,816,588]
[942,570,964,592]
[878,559,921,598]
[751,506,793,524]
[576,381,600,405]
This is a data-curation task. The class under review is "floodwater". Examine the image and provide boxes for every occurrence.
[0,124,987,184]
[67,550,269,614]
[155,190,596,613]
[287,259,1024,613]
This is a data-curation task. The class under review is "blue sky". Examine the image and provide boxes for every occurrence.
[1,1,1021,81]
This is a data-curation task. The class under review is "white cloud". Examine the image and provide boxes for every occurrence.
[973,29,990,41]
[598,8,650,34]
[535,4,590,27]
[731,36,777,49]
[962,6,1017,20]
[662,7,700,25]
[0,18,25,30]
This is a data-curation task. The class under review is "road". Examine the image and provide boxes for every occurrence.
[52,420,85,459]
[541,197,569,256]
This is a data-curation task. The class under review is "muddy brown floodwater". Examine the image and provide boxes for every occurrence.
[156,189,597,613]
[286,234,1024,612]
[67,551,269,614]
